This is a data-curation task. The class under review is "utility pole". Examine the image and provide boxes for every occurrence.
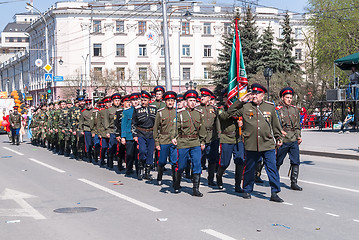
[162,0,172,90]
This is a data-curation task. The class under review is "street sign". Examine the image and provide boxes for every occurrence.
[25,95,33,101]
[43,64,52,73]
[35,59,43,67]
[53,76,64,81]
[45,73,53,81]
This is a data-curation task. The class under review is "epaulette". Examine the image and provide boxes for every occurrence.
[158,107,165,112]
[81,109,86,112]
[275,106,283,110]
[194,108,203,113]
[149,105,157,109]
[116,108,123,112]
[135,105,142,109]
[177,108,185,113]
[124,107,131,110]
[264,101,274,105]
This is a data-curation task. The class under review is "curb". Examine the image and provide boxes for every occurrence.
[300,150,359,160]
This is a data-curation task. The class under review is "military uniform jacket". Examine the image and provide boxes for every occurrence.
[58,108,71,131]
[104,105,121,135]
[228,100,283,152]
[114,108,124,138]
[120,107,134,140]
[53,109,61,130]
[196,104,220,143]
[132,105,157,138]
[70,106,82,132]
[153,107,176,146]
[37,110,47,131]
[150,101,166,110]
[97,107,108,138]
[218,106,242,144]
[276,103,301,143]
[79,108,94,132]
[9,111,22,129]
[90,108,100,135]
[171,107,207,149]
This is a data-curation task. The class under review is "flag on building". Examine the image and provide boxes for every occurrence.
[227,19,248,106]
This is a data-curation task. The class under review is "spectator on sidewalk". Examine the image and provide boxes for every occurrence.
[339,106,354,133]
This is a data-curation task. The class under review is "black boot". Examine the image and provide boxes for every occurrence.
[117,156,125,171]
[234,164,244,193]
[207,163,216,186]
[254,161,264,183]
[185,161,191,179]
[16,135,20,145]
[270,192,284,203]
[174,171,182,193]
[94,149,99,163]
[108,155,114,168]
[144,165,153,180]
[137,162,144,180]
[157,165,164,185]
[290,165,303,191]
[171,165,176,187]
[11,135,15,145]
[192,174,203,197]
[87,150,93,163]
[216,166,226,189]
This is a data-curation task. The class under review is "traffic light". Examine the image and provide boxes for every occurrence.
[47,82,52,94]
[83,89,87,97]
[76,89,80,97]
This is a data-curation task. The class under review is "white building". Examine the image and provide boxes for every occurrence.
[0,1,309,104]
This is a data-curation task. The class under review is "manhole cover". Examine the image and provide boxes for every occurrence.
[53,207,97,213]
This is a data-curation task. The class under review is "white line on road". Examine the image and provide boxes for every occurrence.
[201,229,237,240]
[78,178,162,212]
[28,158,66,173]
[353,219,359,223]
[282,202,293,206]
[303,207,315,211]
[326,213,340,217]
[3,147,24,156]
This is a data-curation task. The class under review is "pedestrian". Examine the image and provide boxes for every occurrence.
[227,83,284,202]
[276,87,303,191]
[9,106,22,145]
[171,90,206,197]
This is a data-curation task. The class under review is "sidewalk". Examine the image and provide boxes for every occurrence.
[300,129,359,160]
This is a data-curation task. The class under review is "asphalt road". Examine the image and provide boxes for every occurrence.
[0,134,358,240]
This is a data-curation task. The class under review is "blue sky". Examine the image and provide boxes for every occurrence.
[0,0,308,32]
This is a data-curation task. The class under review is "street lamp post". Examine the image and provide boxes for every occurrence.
[185,80,197,90]
[178,10,192,93]
[82,54,89,93]
[161,0,172,90]
[263,67,273,101]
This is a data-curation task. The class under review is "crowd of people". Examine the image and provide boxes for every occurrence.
[9,83,303,202]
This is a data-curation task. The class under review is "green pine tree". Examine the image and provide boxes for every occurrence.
[278,12,299,73]
[257,25,282,73]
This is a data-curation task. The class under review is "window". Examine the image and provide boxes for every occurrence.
[204,45,212,57]
[139,67,147,81]
[203,23,211,35]
[224,23,232,35]
[94,67,102,79]
[116,44,125,57]
[182,22,190,35]
[161,67,166,81]
[117,67,125,81]
[183,68,190,80]
[93,20,101,33]
[160,44,164,56]
[139,44,147,56]
[295,28,303,39]
[204,68,210,79]
[138,21,146,34]
[116,20,125,33]
[295,49,302,60]
[182,44,190,56]
[93,44,102,56]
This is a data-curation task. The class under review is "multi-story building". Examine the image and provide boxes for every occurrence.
[0,1,309,104]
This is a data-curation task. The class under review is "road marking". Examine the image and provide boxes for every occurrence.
[353,219,359,223]
[78,178,162,212]
[282,202,293,206]
[28,158,66,173]
[303,207,315,211]
[3,147,24,156]
[201,229,237,240]
[326,213,339,217]
[0,188,46,220]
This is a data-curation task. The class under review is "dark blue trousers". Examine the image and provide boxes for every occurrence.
[94,134,101,152]
[100,138,109,161]
[243,149,281,194]
[11,128,20,136]
[138,137,155,165]
[177,146,202,174]
[125,140,138,171]
[108,133,118,156]
[203,139,220,164]
[158,144,177,167]
[276,141,300,166]
[84,131,93,153]
[219,142,245,168]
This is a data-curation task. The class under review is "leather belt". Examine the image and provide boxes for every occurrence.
[136,126,153,132]
[223,130,237,136]
[179,134,197,138]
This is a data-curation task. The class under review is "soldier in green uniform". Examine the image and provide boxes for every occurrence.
[227,83,284,202]
[90,100,104,163]
[171,90,207,197]
[98,97,112,165]
[29,108,39,145]
[276,87,303,191]
[197,88,221,186]
[37,104,48,148]
[58,100,72,156]
[150,86,166,109]
[153,91,177,185]
[79,99,95,162]
[46,103,54,150]
[9,106,23,145]
[52,101,62,153]
[69,96,85,160]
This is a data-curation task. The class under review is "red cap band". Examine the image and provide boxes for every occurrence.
[252,87,264,93]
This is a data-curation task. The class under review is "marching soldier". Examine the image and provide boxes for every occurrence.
[69,96,85,160]
[52,102,62,153]
[150,86,166,109]
[276,87,303,191]
[171,90,207,197]
[59,100,72,157]
[197,88,221,186]
[79,99,94,162]
[46,103,54,150]
[9,106,22,145]
[37,104,48,148]
[132,91,157,180]
[90,100,103,163]
[227,83,284,202]
[98,96,112,166]
[153,91,177,185]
